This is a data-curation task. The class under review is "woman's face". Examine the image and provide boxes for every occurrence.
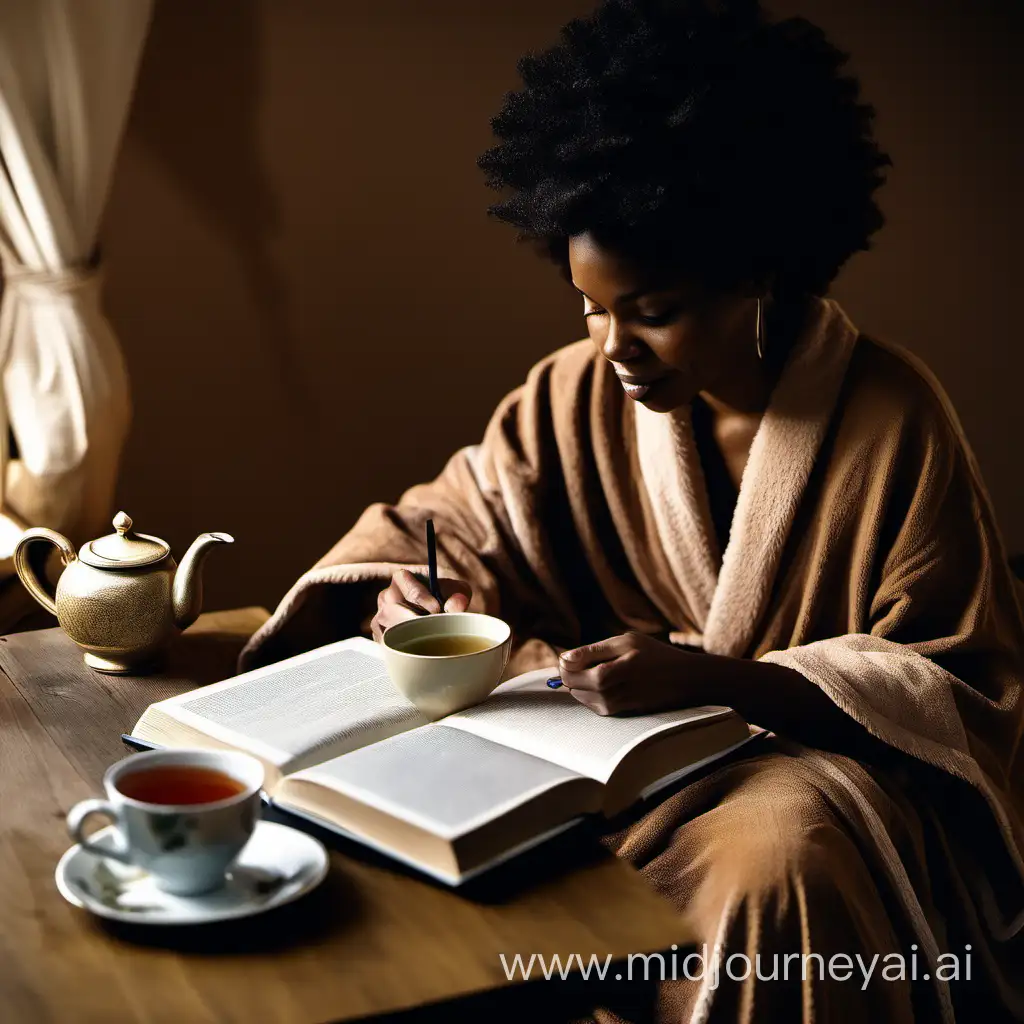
[568,232,760,413]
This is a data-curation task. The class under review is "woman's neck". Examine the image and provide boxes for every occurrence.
[697,295,811,418]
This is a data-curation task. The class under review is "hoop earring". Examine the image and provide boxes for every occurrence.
[755,296,766,361]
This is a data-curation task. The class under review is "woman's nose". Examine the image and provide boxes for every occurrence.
[601,319,644,363]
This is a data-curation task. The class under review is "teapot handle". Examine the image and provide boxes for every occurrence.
[13,528,78,616]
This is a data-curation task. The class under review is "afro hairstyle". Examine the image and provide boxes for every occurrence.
[478,0,891,300]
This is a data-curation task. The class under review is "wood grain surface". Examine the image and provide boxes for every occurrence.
[0,611,687,1023]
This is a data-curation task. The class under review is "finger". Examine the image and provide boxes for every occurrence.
[378,602,423,632]
[444,591,471,613]
[381,580,425,618]
[559,659,617,693]
[439,577,473,598]
[567,687,613,717]
[394,569,441,614]
[559,634,634,672]
[382,578,406,607]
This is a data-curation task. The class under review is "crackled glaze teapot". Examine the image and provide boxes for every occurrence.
[14,512,233,674]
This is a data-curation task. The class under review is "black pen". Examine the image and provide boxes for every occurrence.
[425,519,444,610]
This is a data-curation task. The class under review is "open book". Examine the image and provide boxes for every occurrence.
[131,638,752,884]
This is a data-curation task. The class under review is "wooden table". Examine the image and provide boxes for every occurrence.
[0,609,688,1023]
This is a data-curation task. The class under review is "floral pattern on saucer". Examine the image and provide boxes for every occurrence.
[56,820,328,924]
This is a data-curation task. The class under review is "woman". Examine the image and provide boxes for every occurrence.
[242,1,1024,1020]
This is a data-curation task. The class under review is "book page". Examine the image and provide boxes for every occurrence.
[442,668,734,783]
[143,638,428,772]
[281,724,598,838]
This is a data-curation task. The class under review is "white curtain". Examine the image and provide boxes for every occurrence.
[0,0,152,592]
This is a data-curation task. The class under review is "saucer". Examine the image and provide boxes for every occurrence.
[55,820,329,925]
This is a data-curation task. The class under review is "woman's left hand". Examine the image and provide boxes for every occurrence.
[558,633,886,757]
[558,632,719,716]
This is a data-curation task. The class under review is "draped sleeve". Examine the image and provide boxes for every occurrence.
[759,341,1024,937]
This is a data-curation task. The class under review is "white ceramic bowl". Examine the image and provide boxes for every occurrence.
[382,612,512,719]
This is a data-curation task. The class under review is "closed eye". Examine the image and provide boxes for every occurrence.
[589,307,684,323]
[637,306,682,327]
[583,305,682,326]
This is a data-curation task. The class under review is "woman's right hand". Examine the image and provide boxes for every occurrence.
[371,569,474,642]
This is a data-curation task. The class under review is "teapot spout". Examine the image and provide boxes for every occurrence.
[172,532,234,630]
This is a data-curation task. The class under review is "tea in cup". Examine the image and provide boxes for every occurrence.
[382,612,512,719]
[66,748,264,895]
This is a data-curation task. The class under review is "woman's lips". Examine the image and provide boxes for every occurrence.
[621,380,652,400]
[616,374,667,402]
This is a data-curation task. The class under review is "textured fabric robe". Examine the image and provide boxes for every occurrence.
[241,299,1024,1022]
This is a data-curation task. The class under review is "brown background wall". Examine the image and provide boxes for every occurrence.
[103,0,1024,615]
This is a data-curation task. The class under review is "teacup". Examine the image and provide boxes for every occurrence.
[66,748,264,896]
[382,612,512,719]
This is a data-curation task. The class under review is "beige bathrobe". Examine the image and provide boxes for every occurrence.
[241,300,1024,1023]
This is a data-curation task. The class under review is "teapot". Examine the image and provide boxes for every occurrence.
[13,512,233,674]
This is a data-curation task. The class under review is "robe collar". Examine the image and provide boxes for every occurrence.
[634,297,859,657]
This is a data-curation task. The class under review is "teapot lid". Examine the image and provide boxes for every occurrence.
[80,512,170,569]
